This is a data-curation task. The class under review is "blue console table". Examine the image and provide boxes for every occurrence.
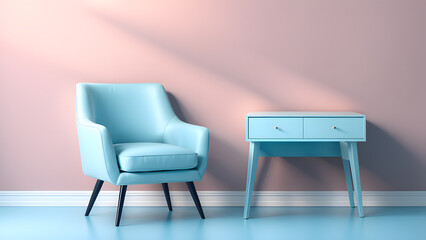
[244,112,366,218]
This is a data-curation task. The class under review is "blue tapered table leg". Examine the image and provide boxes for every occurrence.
[340,142,355,208]
[347,142,364,217]
[342,160,355,208]
[244,142,260,219]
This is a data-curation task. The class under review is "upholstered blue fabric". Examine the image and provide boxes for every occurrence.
[114,142,198,172]
[76,83,210,185]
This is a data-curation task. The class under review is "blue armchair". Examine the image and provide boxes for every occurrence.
[76,83,210,226]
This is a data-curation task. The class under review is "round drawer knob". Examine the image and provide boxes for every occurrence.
[275,126,278,129]
[333,126,337,129]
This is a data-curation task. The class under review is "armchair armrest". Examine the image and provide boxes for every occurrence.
[77,119,120,184]
[163,116,210,179]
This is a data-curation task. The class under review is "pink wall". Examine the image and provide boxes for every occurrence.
[0,0,425,191]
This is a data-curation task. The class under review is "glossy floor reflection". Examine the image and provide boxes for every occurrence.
[1,207,425,240]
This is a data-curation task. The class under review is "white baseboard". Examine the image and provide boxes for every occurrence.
[0,191,425,207]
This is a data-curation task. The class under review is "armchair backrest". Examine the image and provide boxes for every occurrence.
[76,83,176,144]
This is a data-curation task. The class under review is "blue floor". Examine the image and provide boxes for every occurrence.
[1,207,425,240]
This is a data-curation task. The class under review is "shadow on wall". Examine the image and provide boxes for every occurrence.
[358,121,425,190]
[254,156,344,191]
[167,92,187,121]
[207,135,247,190]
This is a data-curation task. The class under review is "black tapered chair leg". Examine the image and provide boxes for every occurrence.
[186,182,205,219]
[85,179,104,216]
[115,185,127,227]
[162,183,172,211]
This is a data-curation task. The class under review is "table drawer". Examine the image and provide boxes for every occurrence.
[304,118,365,139]
[248,118,303,139]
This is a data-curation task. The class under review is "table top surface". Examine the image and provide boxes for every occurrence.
[247,111,365,117]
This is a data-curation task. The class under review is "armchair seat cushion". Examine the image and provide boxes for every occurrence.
[114,142,198,172]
